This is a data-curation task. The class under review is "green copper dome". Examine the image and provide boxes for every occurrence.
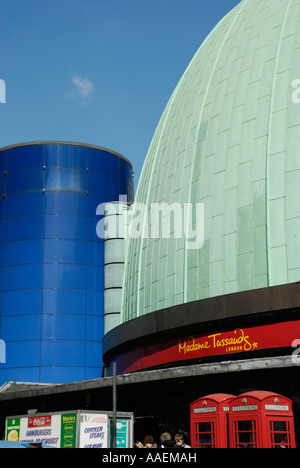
[122,0,300,322]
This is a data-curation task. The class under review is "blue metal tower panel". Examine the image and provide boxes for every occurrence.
[0,142,133,384]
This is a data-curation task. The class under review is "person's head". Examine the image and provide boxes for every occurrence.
[175,433,184,447]
[160,432,172,442]
[143,435,155,448]
[135,441,143,448]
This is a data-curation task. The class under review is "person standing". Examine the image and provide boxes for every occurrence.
[159,432,176,448]
[174,433,191,448]
[143,435,155,448]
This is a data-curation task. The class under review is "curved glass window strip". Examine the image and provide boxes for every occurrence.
[45,167,87,192]
[45,191,86,216]
[6,145,44,170]
[46,144,87,169]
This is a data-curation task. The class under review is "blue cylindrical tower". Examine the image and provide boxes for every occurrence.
[0,141,133,384]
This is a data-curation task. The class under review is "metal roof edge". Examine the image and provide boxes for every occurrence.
[0,141,132,167]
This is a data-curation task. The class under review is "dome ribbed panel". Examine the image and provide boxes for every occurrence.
[122,0,300,322]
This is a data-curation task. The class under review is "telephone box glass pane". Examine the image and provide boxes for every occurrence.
[234,420,256,448]
[270,420,291,448]
[195,421,215,448]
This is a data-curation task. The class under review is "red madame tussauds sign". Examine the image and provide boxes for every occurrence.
[178,328,256,355]
[113,320,300,374]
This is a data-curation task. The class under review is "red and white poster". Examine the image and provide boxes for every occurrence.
[28,415,52,428]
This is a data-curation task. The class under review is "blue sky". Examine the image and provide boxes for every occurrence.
[0,0,240,187]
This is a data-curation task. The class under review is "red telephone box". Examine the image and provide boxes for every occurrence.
[190,394,235,448]
[228,391,296,448]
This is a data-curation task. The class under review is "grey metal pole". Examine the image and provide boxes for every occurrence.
[112,362,117,448]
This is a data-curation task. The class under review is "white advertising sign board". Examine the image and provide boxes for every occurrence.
[79,413,109,448]
[5,410,133,448]
[19,414,62,448]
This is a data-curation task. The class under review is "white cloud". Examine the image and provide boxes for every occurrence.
[71,74,94,97]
